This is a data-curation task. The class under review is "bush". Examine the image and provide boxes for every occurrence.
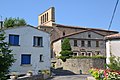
[60,50,73,56]
[107,55,120,71]
[89,68,120,80]
[71,55,106,59]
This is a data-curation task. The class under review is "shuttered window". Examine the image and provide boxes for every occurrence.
[33,36,43,47]
[21,54,31,64]
[9,34,19,46]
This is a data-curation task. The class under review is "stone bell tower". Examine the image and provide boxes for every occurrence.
[38,7,55,26]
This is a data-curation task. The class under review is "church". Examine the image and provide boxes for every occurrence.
[37,7,118,58]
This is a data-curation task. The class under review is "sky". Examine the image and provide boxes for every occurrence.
[0,0,120,32]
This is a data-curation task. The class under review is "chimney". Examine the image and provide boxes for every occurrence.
[0,16,3,29]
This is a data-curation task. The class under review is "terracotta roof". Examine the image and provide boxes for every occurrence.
[55,23,118,33]
[38,23,118,33]
[105,34,120,39]
[1,26,50,34]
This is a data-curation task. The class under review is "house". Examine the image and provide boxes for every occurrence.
[3,26,50,75]
[53,29,107,57]
[105,34,120,64]
[37,7,118,58]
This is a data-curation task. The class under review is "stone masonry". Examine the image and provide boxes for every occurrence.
[55,58,106,74]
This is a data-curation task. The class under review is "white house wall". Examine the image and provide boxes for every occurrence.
[4,26,50,74]
[106,39,120,64]
[53,40,62,57]
[106,41,111,64]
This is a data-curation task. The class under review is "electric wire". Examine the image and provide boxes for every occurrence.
[108,0,119,30]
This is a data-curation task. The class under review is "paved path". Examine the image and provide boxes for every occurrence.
[48,75,90,80]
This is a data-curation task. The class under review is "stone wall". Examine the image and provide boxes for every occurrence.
[55,58,106,74]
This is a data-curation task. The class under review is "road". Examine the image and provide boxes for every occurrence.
[48,75,90,80]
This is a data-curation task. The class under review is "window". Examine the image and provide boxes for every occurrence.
[45,14,46,22]
[88,53,91,56]
[73,53,77,56]
[82,53,84,56]
[21,54,31,64]
[88,34,91,38]
[73,51,79,56]
[95,51,100,55]
[40,54,43,62]
[47,12,48,21]
[43,15,45,23]
[88,41,91,47]
[41,16,43,24]
[33,36,43,47]
[81,41,85,47]
[9,34,19,46]
[96,41,99,47]
[74,40,77,46]
[63,31,65,36]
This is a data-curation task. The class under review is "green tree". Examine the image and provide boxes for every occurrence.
[61,38,71,51]
[107,55,120,71]
[0,31,15,80]
[59,38,73,62]
[4,17,26,28]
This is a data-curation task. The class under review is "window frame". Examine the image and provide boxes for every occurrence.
[88,41,91,47]
[9,34,19,46]
[81,40,85,47]
[74,40,77,47]
[96,41,99,47]
[33,36,43,47]
[88,34,91,38]
[21,54,31,65]
[63,31,65,36]
[40,54,43,62]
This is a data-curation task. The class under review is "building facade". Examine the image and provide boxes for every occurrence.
[4,26,50,74]
[105,34,120,64]
[53,30,106,57]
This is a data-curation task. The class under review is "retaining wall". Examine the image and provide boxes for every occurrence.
[55,58,106,74]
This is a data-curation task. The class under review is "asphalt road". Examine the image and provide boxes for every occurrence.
[48,75,90,80]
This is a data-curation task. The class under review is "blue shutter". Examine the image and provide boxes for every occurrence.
[9,35,14,45]
[21,55,31,64]
[9,35,19,45]
[14,35,19,45]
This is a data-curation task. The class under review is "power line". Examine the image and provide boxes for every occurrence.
[108,0,119,30]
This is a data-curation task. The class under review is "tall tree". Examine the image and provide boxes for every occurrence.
[0,31,15,80]
[60,38,73,62]
[4,17,27,28]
